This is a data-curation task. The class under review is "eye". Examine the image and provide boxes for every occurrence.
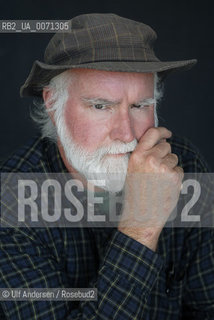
[92,104,106,110]
[132,104,147,109]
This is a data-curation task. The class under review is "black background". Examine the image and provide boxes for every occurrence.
[0,0,213,169]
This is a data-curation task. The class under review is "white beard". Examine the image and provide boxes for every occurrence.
[54,109,137,193]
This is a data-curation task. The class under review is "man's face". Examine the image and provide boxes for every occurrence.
[64,69,155,152]
[54,69,155,192]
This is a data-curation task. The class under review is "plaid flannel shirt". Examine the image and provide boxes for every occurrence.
[0,135,214,319]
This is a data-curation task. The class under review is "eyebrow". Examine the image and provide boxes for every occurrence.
[81,97,120,106]
[81,96,156,106]
[136,98,156,106]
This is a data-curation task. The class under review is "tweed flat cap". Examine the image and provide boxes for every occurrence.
[20,13,197,97]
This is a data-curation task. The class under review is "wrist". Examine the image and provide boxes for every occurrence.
[118,226,162,251]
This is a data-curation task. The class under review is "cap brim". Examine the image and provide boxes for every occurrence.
[20,59,197,97]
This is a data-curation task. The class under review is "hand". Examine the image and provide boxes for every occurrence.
[118,127,184,251]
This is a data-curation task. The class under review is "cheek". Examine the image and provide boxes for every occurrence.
[64,107,109,151]
[132,108,155,140]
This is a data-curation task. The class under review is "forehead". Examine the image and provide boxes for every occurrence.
[67,68,154,94]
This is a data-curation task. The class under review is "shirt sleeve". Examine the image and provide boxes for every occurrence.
[182,228,214,319]
[0,227,163,319]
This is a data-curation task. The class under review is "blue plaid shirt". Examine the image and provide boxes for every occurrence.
[0,135,214,319]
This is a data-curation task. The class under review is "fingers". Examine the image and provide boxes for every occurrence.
[128,127,179,175]
[152,142,171,159]
[161,153,178,169]
[161,165,184,185]
[137,127,172,152]
[174,166,184,181]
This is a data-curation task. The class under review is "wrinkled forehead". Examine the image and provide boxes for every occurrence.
[68,68,154,82]
[66,68,155,96]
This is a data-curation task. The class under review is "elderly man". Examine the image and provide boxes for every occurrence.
[0,13,213,319]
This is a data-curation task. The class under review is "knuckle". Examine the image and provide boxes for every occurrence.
[172,171,179,182]
[177,166,184,179]
[160,163,168,173]
[164,170,179,185]
[176,165,184,174]
[172,167,183,183]
[146,154,158,167]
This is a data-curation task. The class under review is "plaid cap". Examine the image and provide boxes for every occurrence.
[20,13,197,97]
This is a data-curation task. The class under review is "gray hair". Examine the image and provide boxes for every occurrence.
[31,71,164,142]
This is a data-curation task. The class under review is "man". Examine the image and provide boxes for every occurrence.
[0,13,213,319]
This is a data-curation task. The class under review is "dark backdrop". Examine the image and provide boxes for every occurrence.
[0,0,214,169]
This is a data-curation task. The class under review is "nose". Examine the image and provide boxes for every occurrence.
[109,109,135,143]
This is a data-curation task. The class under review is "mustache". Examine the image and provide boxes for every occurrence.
[64,131,138,162]
[95,139,138,156]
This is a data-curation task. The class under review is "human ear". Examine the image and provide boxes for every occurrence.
[42,87,56,125]
[42,87,53,110]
